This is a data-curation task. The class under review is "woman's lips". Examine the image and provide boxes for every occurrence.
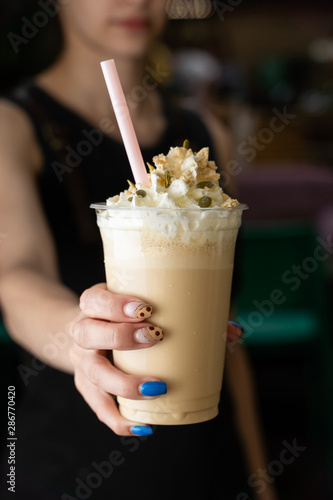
[116,18,149,30]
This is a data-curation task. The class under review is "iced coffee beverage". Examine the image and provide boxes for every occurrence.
[92,145,246,425]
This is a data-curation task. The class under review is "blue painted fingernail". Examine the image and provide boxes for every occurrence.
[130,426,154,436]
[229,320,245,335]
[140,381,167,397]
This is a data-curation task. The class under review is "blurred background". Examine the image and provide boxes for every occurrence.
[1,0,333,498]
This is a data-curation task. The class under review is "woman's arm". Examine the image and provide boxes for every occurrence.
[0,100,78,372]
[225,344,278,500]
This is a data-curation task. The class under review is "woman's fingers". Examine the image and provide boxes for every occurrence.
[227,320,245,342]
[71,284,163,351]
[70,346,166,401]
[71,317,164,350]
[79,283,153,323]
[80,286,245,346]
[70,345,167,436]
[73,368,152,437]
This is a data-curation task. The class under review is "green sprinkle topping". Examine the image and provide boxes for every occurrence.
[197,181,215,189]
[128,196,133,202]
[183,139,190,149]
[165,170,171,188]
[136,189,147,198]
[198,196,212,208]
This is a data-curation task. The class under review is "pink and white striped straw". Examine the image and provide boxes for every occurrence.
[100,59,150,186]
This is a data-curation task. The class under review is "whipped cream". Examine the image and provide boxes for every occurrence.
[106,145,239,209]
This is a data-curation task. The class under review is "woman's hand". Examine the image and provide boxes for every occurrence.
[69,283,244,437]
[69,283,166,436]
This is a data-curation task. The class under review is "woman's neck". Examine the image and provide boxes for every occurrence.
[36,43,166,148]
[38,43,148,117]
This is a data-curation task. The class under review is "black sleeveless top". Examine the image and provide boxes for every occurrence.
[0,83,249,500]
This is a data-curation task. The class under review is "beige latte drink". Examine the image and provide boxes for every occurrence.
[92,146,246,425]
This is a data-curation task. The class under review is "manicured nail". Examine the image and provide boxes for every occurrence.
[229,320,245,334]
[134,326,164,343]
[139,381,167,397]
[130,426,153,436]
[124,302,153,320]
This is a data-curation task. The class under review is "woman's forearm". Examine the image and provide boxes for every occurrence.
[0,266,79,373]
[225,343,268,479]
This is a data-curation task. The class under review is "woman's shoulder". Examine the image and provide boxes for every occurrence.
[0,96,43,173]
[0,97,34,151]
[168,99,210,133]
[166,97,232,164]
[163,97,213,152]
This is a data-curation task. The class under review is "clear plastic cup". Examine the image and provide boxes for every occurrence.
[91,204,247,425]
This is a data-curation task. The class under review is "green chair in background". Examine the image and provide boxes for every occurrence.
[235,222,333,486]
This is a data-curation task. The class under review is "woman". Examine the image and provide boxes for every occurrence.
[0,1,277,499]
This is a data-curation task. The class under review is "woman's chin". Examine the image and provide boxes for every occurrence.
[104,43,151,61]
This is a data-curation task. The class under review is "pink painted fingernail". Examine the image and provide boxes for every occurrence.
[124,302,153,320]
[134,326,164,343]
